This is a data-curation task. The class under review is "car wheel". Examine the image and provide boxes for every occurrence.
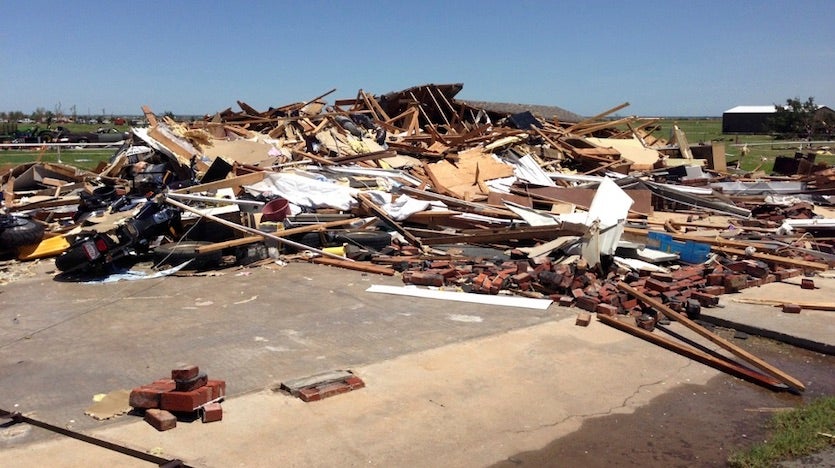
[0,215,45,249]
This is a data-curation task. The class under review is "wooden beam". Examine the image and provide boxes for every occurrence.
[141,105,158,127]
[565,102,630,133]
[196,236,264,253]
[277,218,363,237]
[290,149,335,166]
[418,225,583,246]
[310,257,394,276]
[617,281,806,391]
[732,298,835,311]
[598,314,786,391]
[174,171,267,194]
[711,246,828,271]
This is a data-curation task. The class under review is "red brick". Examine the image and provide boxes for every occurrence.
[171,365,199,381]
[782,304,802,314]
[650,272,674,283]
[620,298,638,310]
[512,272,532,284]
[160,386,212,412]
[636,314,656,331]
[725,261,747,273]
[298,387,321,402]
[575,296,600,312]
[801,278,815,290]
[130,386,167,409]
[723,275,747,293]
[145,409,177,431]
[645,278,672,292]
[571,288,585,298]
[690,291,719,307]
[206,380,226,400]
[595,303,618,317]
[408,272,445,287]
[200,403,223,423]
[175,373,208,392]
[575,311,592,327]
[781,268,802,279]
[316,381,354,400]
[558,296,574,307]
[344,376,365,390]
[153,379,176,389]
[744,263,769,278]
[702,286,724,296]
[438,268,459,279]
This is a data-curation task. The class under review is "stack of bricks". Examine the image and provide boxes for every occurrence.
[129,365,225,431]
[399,250,809,316]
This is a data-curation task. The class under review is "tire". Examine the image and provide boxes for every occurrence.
[0,215,45,248]
[288,232,328,249]
[334,230,391,251]
[55,243,93,272]
[152,241,222,270]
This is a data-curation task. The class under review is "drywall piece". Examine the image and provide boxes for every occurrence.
[366,285,553,310]
[511,154,557,187]
[503,201,560,226]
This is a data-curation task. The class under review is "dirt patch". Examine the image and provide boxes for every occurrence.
[492,330,835,467]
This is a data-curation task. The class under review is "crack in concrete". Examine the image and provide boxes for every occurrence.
[511,360,694,435]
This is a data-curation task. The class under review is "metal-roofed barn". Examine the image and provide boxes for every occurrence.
[722,105,777,134]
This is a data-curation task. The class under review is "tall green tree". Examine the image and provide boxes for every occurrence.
[768,97,817,137]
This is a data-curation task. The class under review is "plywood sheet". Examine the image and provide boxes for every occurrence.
[425,149,513,198]
[586,137,662,167]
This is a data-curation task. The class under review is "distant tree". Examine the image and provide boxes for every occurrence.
[163,111,175,119]
[767,97,818,138]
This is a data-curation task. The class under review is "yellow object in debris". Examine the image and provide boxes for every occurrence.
[322,245,346,257]
[17,235,71,260]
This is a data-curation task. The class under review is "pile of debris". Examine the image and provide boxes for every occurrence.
[1,83,833,390]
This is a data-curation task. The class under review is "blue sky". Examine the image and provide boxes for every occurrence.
[2,0,833,118]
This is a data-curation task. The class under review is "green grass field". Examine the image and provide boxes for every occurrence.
[2,119,832,174]
[638,118,834,173]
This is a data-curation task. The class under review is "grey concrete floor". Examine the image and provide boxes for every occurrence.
[0,259,831,467]
[1,261,555,438]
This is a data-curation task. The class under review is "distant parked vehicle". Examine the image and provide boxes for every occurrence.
[5,125,56,145]
[55,126,129,146]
